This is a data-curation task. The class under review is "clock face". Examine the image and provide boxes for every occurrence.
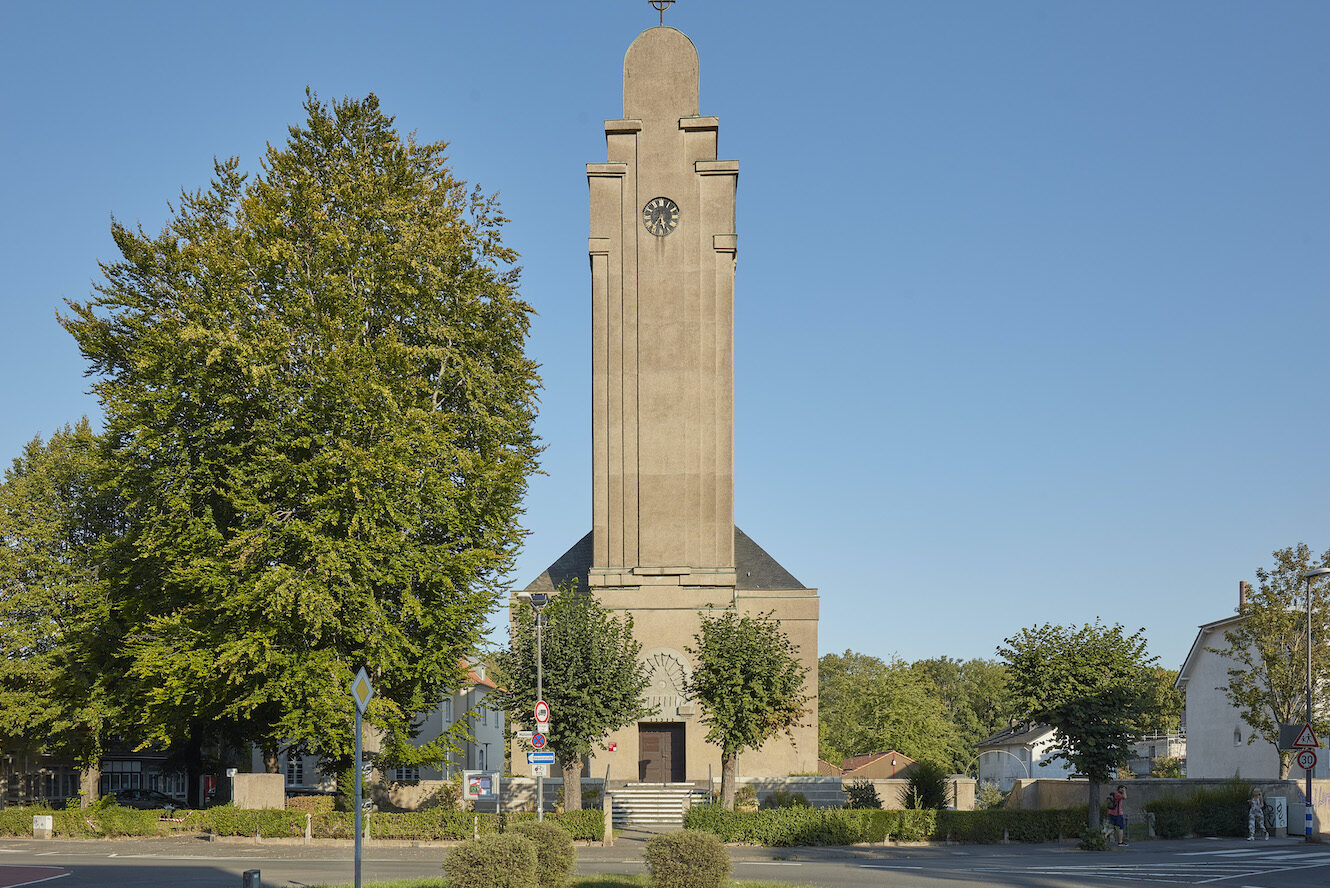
[642,196,680,237]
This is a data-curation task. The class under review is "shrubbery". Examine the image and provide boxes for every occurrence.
[844,779,881,809]
[1145,781,1250,838]
[684,802,1088,846]
[644,830,731,888]
[445,833,537,888]
[904,761,951,809]
[507,820,575,888]
[759,788,811,809]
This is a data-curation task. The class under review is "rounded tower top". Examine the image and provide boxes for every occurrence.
[623,26,699,119]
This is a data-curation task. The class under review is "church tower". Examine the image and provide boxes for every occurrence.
[526,24,818,783]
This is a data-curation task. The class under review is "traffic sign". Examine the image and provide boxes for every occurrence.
[527,751,555,764]
[530,763,549,777]
[535,700,550,724]
[608,742,618,752]
[516,730,534,740]
[1296,749,1318,770]
[1292,723,1319,749]
[531,732,547,749]
[350,667,374,713]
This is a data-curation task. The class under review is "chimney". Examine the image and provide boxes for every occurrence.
[1239,580,1250,612]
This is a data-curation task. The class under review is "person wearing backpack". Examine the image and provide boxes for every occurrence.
[1106,785,1127,846]
[1248,788,1270,840]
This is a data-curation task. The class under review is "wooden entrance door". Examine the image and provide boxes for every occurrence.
[638,723,685,783]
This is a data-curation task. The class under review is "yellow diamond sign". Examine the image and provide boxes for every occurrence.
[351,667,374,713]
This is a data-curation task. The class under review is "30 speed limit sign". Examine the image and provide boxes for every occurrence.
[1296,748,1317,771]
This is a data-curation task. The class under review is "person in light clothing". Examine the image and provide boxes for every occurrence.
[1248,788,1269,840]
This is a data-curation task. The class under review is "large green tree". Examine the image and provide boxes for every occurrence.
[998,622,1180,833]
[493,588,650,812]
[909,657,1013,768]
[59,92,541,802]
[0,420,120,797]
[819,651,967,771]
[686,610,808,810]
[1212,543,1330,778]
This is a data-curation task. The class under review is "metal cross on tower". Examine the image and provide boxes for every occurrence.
[650,1,675,26]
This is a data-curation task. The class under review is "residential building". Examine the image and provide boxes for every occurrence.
[840,750,918,780]
[976,722,1074,790]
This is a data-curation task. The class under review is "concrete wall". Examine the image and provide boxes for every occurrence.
[841,777,975,811]
[1006,777,1330,837]
[231,773,284,810]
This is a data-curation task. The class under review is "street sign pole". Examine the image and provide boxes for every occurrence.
[529,593,548,824]
[350,667,374,888]
[354,703,363,888]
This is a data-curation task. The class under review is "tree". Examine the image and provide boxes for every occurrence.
[493,587,649,812]
[909,657,1014,767]
[686,610,808,810]
[58,92,541,802]
[818,651,967,771]
[1211,543,1330,778]
[0,420,120,797]
[998,622,1180,833]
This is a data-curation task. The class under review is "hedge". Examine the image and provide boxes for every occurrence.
[1145,782,1250,839]
[0,804,601,842]
[683,803,1089,846]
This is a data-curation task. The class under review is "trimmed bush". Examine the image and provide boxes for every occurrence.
[507,820,575,888]
[508,808,604,842]
[759,788,811,809]
[904,761,950,809]
[644,830,731,888]
[1145,781,1250,838]
[444,833,537,888]
[844,779,881,810]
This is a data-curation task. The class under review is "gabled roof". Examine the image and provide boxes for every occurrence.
[976,722,1057,748]
[523,526,807,593]
[1176,613,1245,688]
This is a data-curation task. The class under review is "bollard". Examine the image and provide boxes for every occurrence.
[241,870,262,888]
[32,814,53,840]
[304,812,312,845]
[603,794,613,847]
[1002,828,1009,845]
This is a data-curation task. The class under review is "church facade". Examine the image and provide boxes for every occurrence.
[522,24,818,783]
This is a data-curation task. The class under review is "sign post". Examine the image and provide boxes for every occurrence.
[1292,722,1319,840]
[528,593,549,822]
[350,667,374,888]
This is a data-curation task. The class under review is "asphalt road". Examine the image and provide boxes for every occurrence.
[1,833,1328,888]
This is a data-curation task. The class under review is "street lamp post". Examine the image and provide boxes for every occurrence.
[529,592,549,823]
[1300,567,1330,842]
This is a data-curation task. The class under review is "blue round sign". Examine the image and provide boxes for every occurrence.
[531,732,547,749]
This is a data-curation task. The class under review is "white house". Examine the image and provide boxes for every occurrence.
[258,659,506,792]
[976,722,1074,790]
[1176,591,1328,780]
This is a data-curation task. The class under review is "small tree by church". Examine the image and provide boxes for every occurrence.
[686,609,808,810]
[493,587,650,812]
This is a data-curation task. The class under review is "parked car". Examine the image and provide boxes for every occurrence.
[110,788,180,810]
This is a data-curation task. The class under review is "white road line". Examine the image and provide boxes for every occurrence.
[736,862,802,866]
[1,873,71,888]
[859,864,924,870]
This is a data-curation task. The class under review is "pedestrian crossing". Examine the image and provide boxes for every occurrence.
[976,846,1330,884]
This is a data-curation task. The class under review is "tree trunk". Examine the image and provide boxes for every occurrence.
[561,757,583,812]
[720,752,737,811]
[1087,777,1101,833]
[1279,751,1291,779]
[183,734,204,809]
[263,746,281,774]
[79,765,100,809]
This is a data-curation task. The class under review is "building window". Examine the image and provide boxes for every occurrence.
[478,748,486,770]
[100,760,142,794]
[391,766,420,782]
[1233,729,1242,747]
[481,705,488,726]
[443,698,453,724]
[286,757,304,786]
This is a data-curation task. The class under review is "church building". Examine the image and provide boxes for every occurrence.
[522,22,819,783]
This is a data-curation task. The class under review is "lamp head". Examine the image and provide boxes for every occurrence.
[1303,568,1330,581]
[529,592,549,609]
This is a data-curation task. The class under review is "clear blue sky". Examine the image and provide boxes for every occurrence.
[3,1,1327,673]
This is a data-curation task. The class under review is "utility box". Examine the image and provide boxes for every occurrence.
[242,870,262,888]
[32,814,53,839]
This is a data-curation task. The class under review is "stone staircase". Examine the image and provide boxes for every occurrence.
[608,783,708,828]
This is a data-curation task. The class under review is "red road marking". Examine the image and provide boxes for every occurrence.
[0,866,69,887]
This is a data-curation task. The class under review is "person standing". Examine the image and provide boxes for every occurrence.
[1248,788,1270,840]
[1105,785,1128,846]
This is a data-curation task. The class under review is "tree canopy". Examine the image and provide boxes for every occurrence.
[51,91,540,800]
[998,621,1180,831]
[492,587,649,812]
[686,609,807,809]
[1212,543,1330,778]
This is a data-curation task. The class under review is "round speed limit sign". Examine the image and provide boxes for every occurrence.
[1296,748,1317,771]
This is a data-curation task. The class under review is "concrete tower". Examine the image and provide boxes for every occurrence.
[525,25,818,783]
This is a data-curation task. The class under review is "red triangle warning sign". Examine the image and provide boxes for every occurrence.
[1293,723,1319,749]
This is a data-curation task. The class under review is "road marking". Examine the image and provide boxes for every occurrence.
[0,867,70,888]
[737,861,802,866]
[860,864,924,870]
